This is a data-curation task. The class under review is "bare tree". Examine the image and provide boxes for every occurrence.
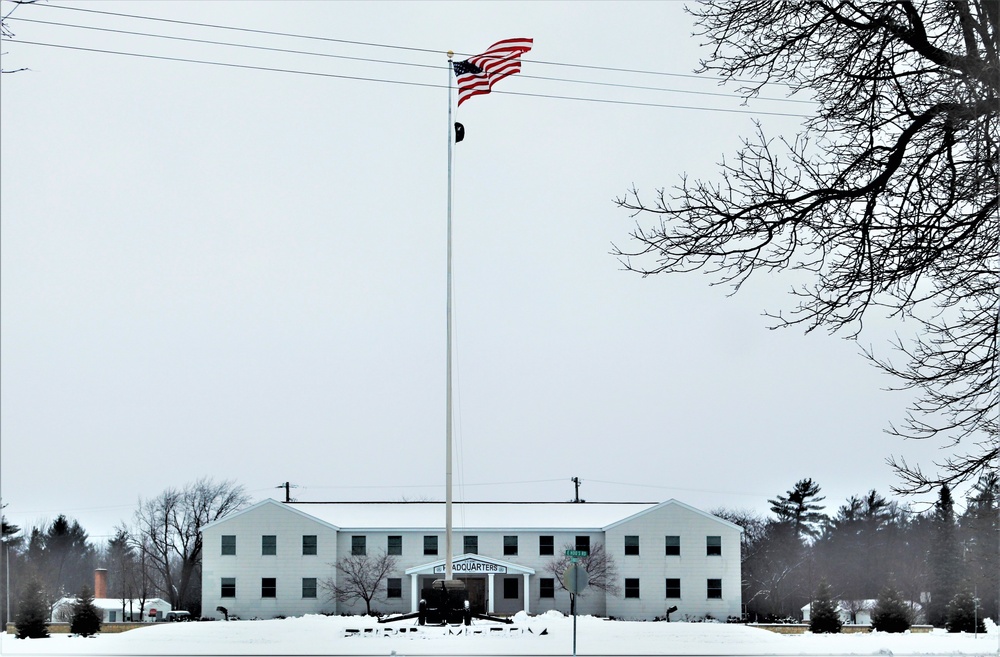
[321,550,398,616]
[544,541,620,598]
[133,478,249,616]
[613,0,998,494]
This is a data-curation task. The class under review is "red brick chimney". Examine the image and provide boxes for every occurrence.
[94,568,108,599]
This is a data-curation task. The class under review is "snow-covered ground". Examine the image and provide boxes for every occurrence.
[2,612,998,656]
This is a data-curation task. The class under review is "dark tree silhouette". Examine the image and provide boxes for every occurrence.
[322,550,398,616]
[14,576,49,639]
[614,0,999,494]
[69,585,102,637]
[809,579,843,634]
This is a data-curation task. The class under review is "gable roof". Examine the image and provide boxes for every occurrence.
[202,498,341,533]
[601,498,744,533]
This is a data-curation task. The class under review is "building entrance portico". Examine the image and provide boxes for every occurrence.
[405,554,535,615]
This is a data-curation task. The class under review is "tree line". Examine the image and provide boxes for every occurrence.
[715,474,998,624]
[1,477,249,624]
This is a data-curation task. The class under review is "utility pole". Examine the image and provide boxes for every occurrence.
[571,477,585,503]
[276,482,298,503]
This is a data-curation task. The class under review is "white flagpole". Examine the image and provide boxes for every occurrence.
[445,50,455,582]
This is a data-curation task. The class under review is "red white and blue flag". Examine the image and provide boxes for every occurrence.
[452,38,533,106]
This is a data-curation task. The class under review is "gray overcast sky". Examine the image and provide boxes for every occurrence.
[1,1,951,541]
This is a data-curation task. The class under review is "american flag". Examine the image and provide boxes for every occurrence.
[452,38,533,106]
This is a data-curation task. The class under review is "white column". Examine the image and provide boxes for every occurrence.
[487,574,495,614]
[410,575,419,613]
[523,573,531,615]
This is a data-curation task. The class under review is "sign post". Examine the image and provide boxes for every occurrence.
[563,551,589,657]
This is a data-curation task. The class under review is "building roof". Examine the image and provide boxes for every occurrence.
[283,500,661,531]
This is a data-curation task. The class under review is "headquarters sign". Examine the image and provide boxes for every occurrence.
[433,558,508,574]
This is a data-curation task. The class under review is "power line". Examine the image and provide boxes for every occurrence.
[6,16,813,106]
[30,1,795,88]
[6,39,813,118]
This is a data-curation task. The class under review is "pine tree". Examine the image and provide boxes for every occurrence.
[809,579,842,634]
[69,585,102,637]
[870,585,912,633]
[945,591,985,634]
[14,576,50,639]
[927,484,961,626]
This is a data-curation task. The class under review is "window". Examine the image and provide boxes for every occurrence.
[503,577,519,599]
[464,535,478,555]
[707,579,722,599]
[352,535,366,556]
[387,578,402,599]
[540,578,555,599]
[388,535,402,556]
[625,578,640,599]
[575,536,590,553]
[665,535,680,556]
[302,535,317,555]
[262,577,276,598]
[706,536,722,556]
[221,577,236,598]
[221,535,236,556]
[539,535,554,556]
[302,578,317,599]
[503,535,518,556]
[666,578,681,599]
[624,535,639,556]
[109,611,117,622]
[262,535,276,556]
[424,535,438,556]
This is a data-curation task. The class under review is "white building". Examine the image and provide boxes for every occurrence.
[201,498,742,622]
[51,596,171,623]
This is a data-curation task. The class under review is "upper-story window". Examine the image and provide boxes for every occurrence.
[387,535,402,555]
[352,535,366,556]
[302,535,317,555]
[624,535,639,556]
[665,535,680,556]
[706,536,722,556]
[539,535,554,556]
[221,535,236,556]
[261,535,276,556]
[575,536,590,553]
[424,535,438,556]
[464,535,478,554]
[503,535,518,556]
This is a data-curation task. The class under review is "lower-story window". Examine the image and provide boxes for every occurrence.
[387,578,402,599]
[503,577,518,599]
[539,578,555,599]
[666,578,681,598]
[262,577,277,598]
[221,577,236,598]
[625,578,640,599]
[302,578,317,599]
[707,579,722,599]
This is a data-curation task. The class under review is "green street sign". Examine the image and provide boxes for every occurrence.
[565,550,588,558]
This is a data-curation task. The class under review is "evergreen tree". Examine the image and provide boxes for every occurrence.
[69,585,102,637]
[769,479,827,542]
[809,579,842,634]
[945,591,985,634]
[960,473,999,623]
[14,576,49,639]
[870,585,912,633]
[927,484,961,626]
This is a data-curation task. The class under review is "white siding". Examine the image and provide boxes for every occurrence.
[201,498,741,621]
[202,500,338,619]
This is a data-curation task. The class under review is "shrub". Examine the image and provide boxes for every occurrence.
[14,577,50,639]
[69,585,102,637]
[870,585,912,633]
[809,579,843,634]
[945,591,986,633]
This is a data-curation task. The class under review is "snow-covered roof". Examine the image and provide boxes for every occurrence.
[282,500,661,531]
[53,597,170,612]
